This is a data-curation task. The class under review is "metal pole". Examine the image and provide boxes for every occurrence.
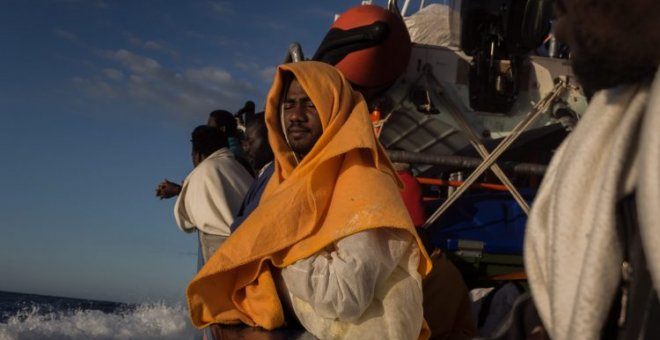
[422,80,567,228]
[436,91,532,213]
[387,150,548,176]
[421,64,533,214]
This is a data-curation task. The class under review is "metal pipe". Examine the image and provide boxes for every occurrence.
[400,0,411,16]
[282,42,304,64]
[416,177,510,192]
[387,150,548,176]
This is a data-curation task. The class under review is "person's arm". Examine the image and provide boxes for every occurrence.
[156,179,182,199]
[280,228,415,321]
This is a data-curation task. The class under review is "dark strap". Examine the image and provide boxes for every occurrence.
[603,193,660,339]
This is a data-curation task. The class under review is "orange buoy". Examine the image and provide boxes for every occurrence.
[331,5,411,88]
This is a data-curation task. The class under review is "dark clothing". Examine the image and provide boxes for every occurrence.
[229,162,275,232]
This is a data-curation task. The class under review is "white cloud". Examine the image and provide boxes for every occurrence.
[126,34,179,58]
[182,29,239,49]
[254,17,288,31]
[127,36,142,46]
[54,28,78,42]
[102,68,124,80]
[78,49,261,118]
[234,60,276,84]
[100,49,162,73]
[235,61,260,72]
[72,76,120,98]
[208,1,235,16]
[94,1,108,9]
[54,0,108,9]
[259,66,276,83]
[184,67,232,85]
[143,41,162,50]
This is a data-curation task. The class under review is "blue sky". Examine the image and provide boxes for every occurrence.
[0,0,365,303]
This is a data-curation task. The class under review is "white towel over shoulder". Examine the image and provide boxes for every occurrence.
[524,70,660,340]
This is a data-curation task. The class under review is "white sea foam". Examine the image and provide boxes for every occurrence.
[0,302,196,340]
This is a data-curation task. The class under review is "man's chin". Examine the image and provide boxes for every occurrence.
[289,142,312,158]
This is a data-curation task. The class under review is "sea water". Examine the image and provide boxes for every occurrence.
[0,291,196,340]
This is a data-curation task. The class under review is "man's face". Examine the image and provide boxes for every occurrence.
[282,78,323,159]
[243,123,272,170]
[554,0,659,93]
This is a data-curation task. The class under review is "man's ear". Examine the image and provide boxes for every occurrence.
[193,151,204,166]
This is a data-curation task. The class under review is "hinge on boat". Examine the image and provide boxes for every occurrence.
[456,239,485,258]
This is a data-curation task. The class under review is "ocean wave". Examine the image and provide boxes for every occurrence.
[0,302,196,340]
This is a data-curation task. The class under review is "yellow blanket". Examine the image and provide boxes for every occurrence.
[187,61,432,331]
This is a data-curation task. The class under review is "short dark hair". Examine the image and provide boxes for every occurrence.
[209,110,238,136]
[245,111,267,135]
[191,125,228,157]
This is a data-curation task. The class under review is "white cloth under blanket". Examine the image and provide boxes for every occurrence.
[280,228,424,340]
[524,69,660,340]
[174,148,252,237]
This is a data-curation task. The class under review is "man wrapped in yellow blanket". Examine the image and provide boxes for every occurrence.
[187,61,432,339]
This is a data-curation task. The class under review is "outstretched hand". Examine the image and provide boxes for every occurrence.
[156,179,182,199]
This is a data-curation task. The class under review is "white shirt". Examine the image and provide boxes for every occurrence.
[281,228,424,339]
[174,148,253,237]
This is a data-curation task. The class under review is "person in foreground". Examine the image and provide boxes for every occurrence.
[187,61,432,339]
[174,125,253,264]
[523,0,660,339]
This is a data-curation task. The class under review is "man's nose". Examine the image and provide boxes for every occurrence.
[287,104,308,122]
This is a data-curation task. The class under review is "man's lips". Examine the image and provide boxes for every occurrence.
[287,127,310,138]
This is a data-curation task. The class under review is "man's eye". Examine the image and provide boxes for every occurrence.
[283,102,294,109]
[305,101,316,109]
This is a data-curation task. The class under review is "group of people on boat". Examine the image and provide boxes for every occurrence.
[155,0,660,338]
[157,61,475,339]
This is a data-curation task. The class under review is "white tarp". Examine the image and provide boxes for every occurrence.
[404,2,462,48]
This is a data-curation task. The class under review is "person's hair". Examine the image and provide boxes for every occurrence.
[209,110,238,137]
[191,125,228,157]
[245,111,268,136]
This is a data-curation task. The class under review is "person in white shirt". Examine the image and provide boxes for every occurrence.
[174,125,253,263]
